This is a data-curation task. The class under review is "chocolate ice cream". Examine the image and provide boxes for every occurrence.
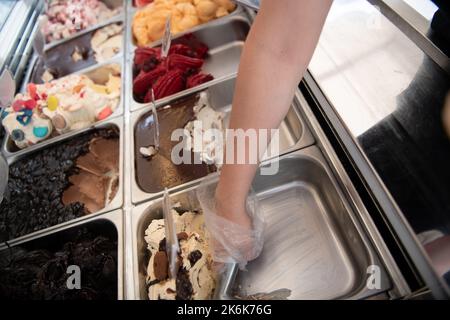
[0,226,117,300]
[0,128,120,241]
[134,92,223,194]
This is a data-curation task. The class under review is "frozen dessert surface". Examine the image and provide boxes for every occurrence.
[62,136,119,213]
[184,91,224,167]
[132,0,236,46]
[91,23,124,63]
[3,69,121,150]
[0,228,117,300]
[0,128,119,241]
[133,34,213,103]
[32,23,123,84]
[42,0,122,43]
[134,93,223,193]
[145,205,216,300]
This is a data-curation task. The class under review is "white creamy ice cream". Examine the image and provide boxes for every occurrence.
[184,91,225,167]
[144,206,216,300]
[91,23,124,63]
[3,72,121,149]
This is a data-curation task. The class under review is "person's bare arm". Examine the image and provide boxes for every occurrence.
[216,0,332,230]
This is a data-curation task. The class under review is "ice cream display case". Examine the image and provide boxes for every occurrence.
[0,0,449,301]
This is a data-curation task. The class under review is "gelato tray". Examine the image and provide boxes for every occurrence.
[0,117,123,243]
[30,21,124,84]
[3,62,123,156]
[218,147,391,300]
[0,210,123,300]
[42,0,124,46]
[129,14,251,111]
[130,0,238,47]
[131,191,218,300]
[130,77,314,204]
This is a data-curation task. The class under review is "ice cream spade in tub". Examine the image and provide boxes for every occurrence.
[139,89,160,158]
[163,187,180,279]
[33,16,58,79]
[0,153,7,205]
[161,14,172,59]
[0,69,13,204]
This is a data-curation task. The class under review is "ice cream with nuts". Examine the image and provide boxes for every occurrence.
[145,205,216,300]
[2,69,121,149]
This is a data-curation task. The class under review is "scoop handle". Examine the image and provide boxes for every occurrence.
[163,188,179,279]
[161,14,172,58]
[150,89,160,150]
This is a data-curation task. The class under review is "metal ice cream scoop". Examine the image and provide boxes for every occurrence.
[233,0,260,10]
[161,14,172,59]
[0,154,7,205]
[33,16,46,59]
[163,188,180,279]
[150,89,160,151]
[0,68,15,131]
[0,69,13,204]
[33,16,58,77]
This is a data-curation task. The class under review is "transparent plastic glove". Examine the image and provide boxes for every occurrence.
[196,174,265,270]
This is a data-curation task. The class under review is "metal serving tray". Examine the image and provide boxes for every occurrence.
[29,19,125,84]
[130,186,216,300]
[44,0,125,50]
[0,209,124,300]
[217,147,391,300]
[1,116,124,244]
[3,59,125,158]
[130,146,391,300]
[130,76,315,204]
[126,2,247,52]
[127,14,251,111]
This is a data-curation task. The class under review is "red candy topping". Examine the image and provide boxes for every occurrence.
[97,106,113,120]
[27,83,38,100]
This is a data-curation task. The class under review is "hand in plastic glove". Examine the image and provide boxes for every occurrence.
[196,174,265,270]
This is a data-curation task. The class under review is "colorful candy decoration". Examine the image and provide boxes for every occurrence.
[47,95,59,111]
[24,99,37,110]
[12,100,24,112]
[33,126,49,138]
[97,106,113,120]
[27,83,38,100]
[0,110,8,120]
[11,129,24,142]
[16,109,33,126]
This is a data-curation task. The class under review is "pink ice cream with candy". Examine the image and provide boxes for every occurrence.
[42,0,122,43]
